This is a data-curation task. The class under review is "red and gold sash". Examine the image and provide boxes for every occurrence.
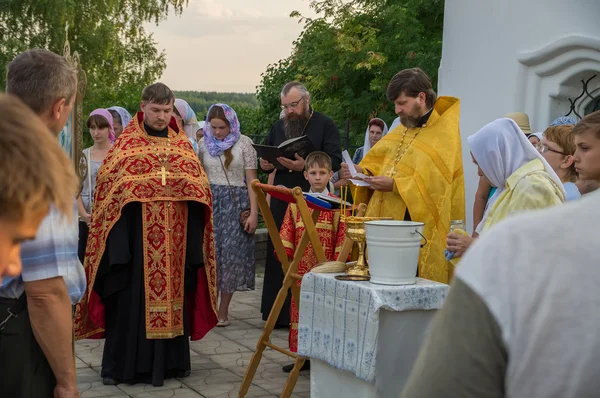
[74,112,217,340]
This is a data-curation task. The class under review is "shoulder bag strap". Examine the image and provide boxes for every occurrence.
[87,148,93,208]
[218,155,241,211]
[0,293,27,331]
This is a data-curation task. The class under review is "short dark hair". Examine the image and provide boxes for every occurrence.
[6,49,77,115]
[142,83,175,105]
[305,151,332,172]
[386,68,437,108]
[573,110,600,139]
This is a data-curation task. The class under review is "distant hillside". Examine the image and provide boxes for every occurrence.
[174,91,258,119]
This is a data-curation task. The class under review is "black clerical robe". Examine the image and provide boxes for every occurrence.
[259,109,342,324]
[74,114,218,386]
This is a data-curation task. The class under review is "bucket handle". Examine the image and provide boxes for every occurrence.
[415,229,428,248]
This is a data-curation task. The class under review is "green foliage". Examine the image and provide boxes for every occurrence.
[174,91,258,119]
[173,91,264,144]
[255,0,444,150]
[0,0,187,128]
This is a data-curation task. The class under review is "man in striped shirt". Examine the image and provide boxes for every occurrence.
[0,49,87,398]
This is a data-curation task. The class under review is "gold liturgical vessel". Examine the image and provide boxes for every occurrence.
[335,216,392,282]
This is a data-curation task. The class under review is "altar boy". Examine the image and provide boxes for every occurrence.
[279,151,348,372]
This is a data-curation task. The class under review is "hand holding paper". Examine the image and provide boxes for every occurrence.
[341,150,371,187]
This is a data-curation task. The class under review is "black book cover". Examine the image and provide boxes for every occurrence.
[253,136,315,170]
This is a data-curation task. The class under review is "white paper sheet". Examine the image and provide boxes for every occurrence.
[342,150,371,187]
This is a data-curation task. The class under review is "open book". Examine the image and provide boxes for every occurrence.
[253,136,315,170]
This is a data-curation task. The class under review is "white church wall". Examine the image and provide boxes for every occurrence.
[438,0,600,232]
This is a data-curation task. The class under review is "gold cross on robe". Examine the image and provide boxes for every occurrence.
[160,166,169,186]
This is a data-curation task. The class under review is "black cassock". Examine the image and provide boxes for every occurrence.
[93,127,206,387]
[260,109,341,325]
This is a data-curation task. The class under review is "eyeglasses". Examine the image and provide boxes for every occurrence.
[280,96,305,110]
[536,143,567,156]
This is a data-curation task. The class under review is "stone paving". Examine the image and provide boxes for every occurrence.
[76,277,310,397]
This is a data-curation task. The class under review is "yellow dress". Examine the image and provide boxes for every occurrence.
[483,159,564,231]
[354,96,465,284]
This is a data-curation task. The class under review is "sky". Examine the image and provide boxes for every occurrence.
[144,0,316,93]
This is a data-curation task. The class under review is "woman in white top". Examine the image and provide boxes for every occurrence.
[198,103,258,327]
[77,109,115,262]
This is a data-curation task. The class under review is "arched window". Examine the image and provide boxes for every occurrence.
[584,94,600,115]
[566,74,600,118]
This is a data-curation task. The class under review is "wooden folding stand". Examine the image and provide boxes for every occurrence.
[239,180,357,398]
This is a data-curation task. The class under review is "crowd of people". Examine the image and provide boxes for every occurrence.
[1,46,600,398]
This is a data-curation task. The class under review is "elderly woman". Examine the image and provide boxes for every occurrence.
[447,118,565,258]
[332,117,389,193]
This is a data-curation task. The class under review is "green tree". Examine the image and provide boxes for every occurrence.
[256,0,444,151]
[0,0,188,121]
[174,91,258,121]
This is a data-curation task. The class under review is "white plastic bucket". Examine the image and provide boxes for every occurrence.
[364,220,425,285]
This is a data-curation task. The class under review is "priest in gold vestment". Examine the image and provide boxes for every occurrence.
[341,68,465,284]
[74,83,218,386]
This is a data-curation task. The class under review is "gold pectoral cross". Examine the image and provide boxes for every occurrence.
[160,166,169,186]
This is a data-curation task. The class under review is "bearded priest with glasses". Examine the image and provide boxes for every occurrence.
[258,81,342,329]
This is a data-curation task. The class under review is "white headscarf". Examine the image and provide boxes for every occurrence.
[530,132,543,141]
[174,99,200,142]
[389,117,401,131]
[363,118,389,154]
[469,118,565,233]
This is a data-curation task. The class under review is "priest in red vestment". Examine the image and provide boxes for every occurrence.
[74,83,217,387]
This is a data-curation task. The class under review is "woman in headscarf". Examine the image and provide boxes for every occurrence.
[473,112,534,233]
[174,98,201,153]
[107,106,132,139]
[197,103,258,327]
[354,118,389,163]
[447,118,565,259]
[77,109,115,262]
[528,132,543,146]
[332,118,389,193]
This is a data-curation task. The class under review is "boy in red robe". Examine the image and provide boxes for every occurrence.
[279,151,347,372]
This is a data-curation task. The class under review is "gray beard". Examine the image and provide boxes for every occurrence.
[283,114,309,139]
[400,115,420,129]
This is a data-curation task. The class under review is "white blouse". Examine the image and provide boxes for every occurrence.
[198,135,257,187]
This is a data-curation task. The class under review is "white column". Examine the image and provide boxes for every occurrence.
[438,0,600,231]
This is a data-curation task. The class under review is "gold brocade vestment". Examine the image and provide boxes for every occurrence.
[355,97,465,283]
[74,112,218,340]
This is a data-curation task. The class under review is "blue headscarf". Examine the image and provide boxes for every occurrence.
[550,116,578,126]
[203,103,241,157]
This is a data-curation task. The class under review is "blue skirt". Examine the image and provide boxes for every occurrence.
[211,184,256,294]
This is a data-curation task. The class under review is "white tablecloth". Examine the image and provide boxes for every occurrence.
[297,273,449,383]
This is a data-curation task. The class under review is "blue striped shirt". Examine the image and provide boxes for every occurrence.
[0,201,86,303]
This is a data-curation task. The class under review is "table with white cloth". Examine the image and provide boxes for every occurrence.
[297,273,449,398]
